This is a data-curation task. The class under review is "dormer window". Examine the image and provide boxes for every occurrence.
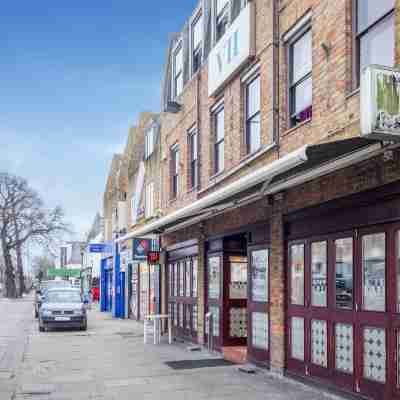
[145,126,155,159]
[191,13,203,74]
[172,43,183,98]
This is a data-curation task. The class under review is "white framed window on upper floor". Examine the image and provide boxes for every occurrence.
[245,74,261,154]
[144,126,155,159]
[286,18,312,127]
[355,0,395,86]
[172,42,183,98]
[145,182,155,219]
[212,103,225,174]
[188,126,199,189]
[171,144,180,199]
[191,12,203,75]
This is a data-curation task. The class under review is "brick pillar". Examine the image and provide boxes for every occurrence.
[197,237,206,345]
[269,196,285,373]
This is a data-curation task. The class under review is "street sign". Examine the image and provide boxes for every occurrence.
[89,243,107,253]
[132,238,150,261]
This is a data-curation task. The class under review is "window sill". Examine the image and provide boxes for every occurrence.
[199,142,277,196]
[283,118,312,137]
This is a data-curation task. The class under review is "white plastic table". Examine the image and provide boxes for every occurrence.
[143,314,172,345]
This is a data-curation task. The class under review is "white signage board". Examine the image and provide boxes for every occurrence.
[361,65,400,141]
[208,2,255,97]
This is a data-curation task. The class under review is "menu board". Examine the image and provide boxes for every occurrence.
[251,249,269,302]
[208,256,220,299]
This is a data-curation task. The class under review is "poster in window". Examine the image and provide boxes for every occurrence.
[229,257,247,299]
[208,256,220,299]
[251,249,269,302]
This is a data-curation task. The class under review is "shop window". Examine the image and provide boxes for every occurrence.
[185,305,191,331]
[174,303,178,326]
[229,256,247,299]
[192,258,198,297]
[171,144,180,199]
[363,327,386,383]
[288,27,312,127]
[172,43,183,98]
[191,13,203,75]
[179,303,184,328]
[335,238,353,310]
[335,323,354,374]
[290,244,305,305]
[179,261,185,297]
[252,312,268,350]
[291,317,305,361]
[192,304,198,332]
[251,249,269,302]
[188,127,199,189]
[208,306,220,337]
[213,105,225,174]
[185,260,191,297]
[355,0,395,85]
[245,75,261,154]
[168,264,173,297]
[173,263,178,297]
[311,241,327,307]
[208,256,221,299]
[362,233,386,312]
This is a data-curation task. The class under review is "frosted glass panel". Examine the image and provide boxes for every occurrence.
[290,244,304,305]
[291,317,304,361]
[311,242,327,307]
[311,319,327,367]
[335,323,353,374]
[363,327,386,383]
[362,233,386,312]
[252,312,268,350]
[251,249,268,302]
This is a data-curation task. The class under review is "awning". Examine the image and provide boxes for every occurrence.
[116,138,382,243]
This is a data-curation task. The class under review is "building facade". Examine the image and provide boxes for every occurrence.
[114,1,400,399]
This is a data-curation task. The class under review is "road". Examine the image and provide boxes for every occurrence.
[0,296,337,400]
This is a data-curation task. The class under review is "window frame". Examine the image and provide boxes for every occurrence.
[191,11,203,76]
[245,74,261,155]
[144,126,155,159]
[288,25,313,128]
[171,144,180,199]
[354,0,395,87]
[172,41,183,99]
[212,103,225,175]
[188,127,199,189]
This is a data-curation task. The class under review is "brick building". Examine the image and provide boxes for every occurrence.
[116,1,400,398]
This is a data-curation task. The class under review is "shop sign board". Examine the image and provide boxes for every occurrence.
[208,2,255,96]
[361,65,400,141]
[132,238,150,261]
[147,251,160,265]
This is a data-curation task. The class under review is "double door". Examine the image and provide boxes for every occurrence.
[287,223,400,399]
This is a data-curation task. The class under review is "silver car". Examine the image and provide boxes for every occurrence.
[38,288,87,332]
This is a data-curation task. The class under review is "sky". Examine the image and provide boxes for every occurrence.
[0,1,198,241]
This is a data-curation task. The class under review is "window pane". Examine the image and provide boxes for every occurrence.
[360,14,395,72]
[252,312,269,350]
[335,238,353,309]
[216,141,224,173]
[208,306,220,337]
[229,307,247,338]
[192,304,198,332]
[179,262,184,297]
[363,327,386,383]
[291,317,304,361]
[192,15,203,50]
[293,76,312,115]
[290,244,304,305]
[208,256,220,299]
[248,113,261,154]
[173,263,178,297]
[216,108,224,141]
[311,319,327,367]
[358,0,395,33]
[217,0,229,15]
[335,323,354,374]
[251,249,268,302]
[312,241,327,307]
[362,233,386,312]
[292,30,312,83]
[174,46,183,73]
[185,260,191,297]
[175,73,183,97]
[247,76,260,118]
[192,258,198,297]
[229,257,247,299]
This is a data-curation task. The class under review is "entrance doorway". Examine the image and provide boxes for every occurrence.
[287,223,400,399]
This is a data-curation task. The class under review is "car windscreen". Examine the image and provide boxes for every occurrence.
[45,291,82,303]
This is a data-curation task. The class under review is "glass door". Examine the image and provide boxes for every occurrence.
[248,247,269,365]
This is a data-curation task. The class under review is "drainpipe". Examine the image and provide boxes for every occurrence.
[272,0,280,156]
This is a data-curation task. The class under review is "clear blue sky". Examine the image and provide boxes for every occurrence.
[0,1,198,239]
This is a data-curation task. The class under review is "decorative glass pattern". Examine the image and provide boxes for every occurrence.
[192,304,198,332]
[251,249,269,302]
[185,260,191,297]
[311,242,327,307]
[208,306,220,337]
[335,238,353,310]
[185,305,191,331]
[363,327,386,383]
[229,308,247,338]
[335,323,353,374]
[179,262,185,297]
[290,244,304,305]
[192,258,198,298]
[252,312,268,350]
[362,233,386,312]
[208,256,220,299]
[173,263,178,297]
[311,319,327,367]
[291,317,304,361]
[178,303,184,328]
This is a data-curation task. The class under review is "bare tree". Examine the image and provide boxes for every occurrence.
[0,172,69,297]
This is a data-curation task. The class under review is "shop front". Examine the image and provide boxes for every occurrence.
[100,256,113,313]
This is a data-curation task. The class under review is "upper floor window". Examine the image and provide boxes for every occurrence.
[188,127,199,189]
[245,75,261,154]
[192,13,203,75]
[145,182,155,219]
[144,127,155,159]
[289,27,312,127]
[216,0,230,42]
[171,145,180,199]
[173,44,183,98]
[213,105,225,174]
[356,0,395,83]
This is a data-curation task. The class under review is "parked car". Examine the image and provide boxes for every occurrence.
[38,288,87,332]
[34,280,72,318]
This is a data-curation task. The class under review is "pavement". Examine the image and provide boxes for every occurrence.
[0,296,344,400]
